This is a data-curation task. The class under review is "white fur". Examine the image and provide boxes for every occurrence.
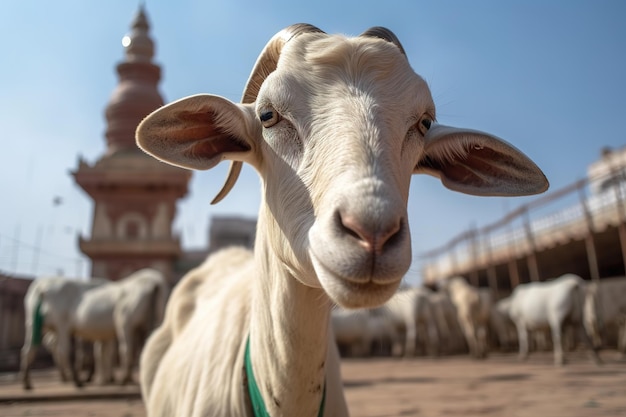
[20,276,107,389]
[375,287,439,357]
[331,308,375,357]
[428,291,467,355]
[498,274,600,365]
[440,277,490,358]
[583,276,626,356]
[489,297,518,351]
[75,268,168,384]
[20,269,167,389]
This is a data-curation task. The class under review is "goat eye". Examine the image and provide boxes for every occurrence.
[417,115,433,136]
[259,108,280,128]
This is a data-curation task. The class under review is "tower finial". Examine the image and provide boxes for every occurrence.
[121,5,154,62]
[104,5,163,155]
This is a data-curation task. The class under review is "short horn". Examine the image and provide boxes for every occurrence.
[360,26,406,56]
[210,161,243,205]
[211,24,324,205]
[242,23,325,104]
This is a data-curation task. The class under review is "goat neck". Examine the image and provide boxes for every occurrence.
[246,207,333,417]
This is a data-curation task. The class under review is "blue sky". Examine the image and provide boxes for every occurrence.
[1,1,624,283]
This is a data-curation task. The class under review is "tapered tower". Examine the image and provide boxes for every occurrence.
[72,6,191,283]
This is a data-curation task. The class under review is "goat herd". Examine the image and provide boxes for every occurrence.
[19,268,167,390]
[15,23,624,417]
[19,269,626,400]
[333,274,626,367]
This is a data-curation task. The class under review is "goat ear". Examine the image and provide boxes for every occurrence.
[415,124,549,196]
[136,94,257,171]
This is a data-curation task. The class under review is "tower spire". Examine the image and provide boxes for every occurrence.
[104,5,164,155]
[73,5,191,283]
[122,5,154,63]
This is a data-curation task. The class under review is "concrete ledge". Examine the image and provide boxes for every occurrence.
[0,389,141,403]
[0,369,142,404]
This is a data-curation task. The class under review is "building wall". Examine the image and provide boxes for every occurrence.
[588,146,626,196]
[0,275,29,352]
[0,274,53,371]
[207,216,257,254]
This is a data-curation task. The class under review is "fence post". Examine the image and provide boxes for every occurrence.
[577,181,600,282]
[506,219,520,289]
[523,208,540,282]
[483,233,498,293]
[611,169,626,275]
[449,246,458,277]
[469,226,480,286]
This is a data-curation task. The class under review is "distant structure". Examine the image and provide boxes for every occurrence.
[72,6,191,283]
[589,146,626,196]
[207,216,257,253]
[0,7,262,373]
[421,145,626,296]
[175,215,257,274]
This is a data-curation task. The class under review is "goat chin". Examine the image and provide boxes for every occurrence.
[310,253,403,309]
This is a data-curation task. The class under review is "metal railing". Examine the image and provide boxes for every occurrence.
[419,165,626,284]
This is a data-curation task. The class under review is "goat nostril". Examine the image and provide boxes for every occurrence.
[338,213,403,254]
[339,214,373,250]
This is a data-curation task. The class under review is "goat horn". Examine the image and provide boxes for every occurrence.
[242,23,324,104]
[209,161,243,205]
[211,23,325,205]
[360,27,407,56]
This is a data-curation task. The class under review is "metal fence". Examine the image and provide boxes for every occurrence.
[419,166,626,286]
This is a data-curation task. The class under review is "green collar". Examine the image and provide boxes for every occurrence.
[32,298,44,346]
[244,337,326,417]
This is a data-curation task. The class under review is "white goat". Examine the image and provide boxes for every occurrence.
[136,24,548,416]
[583,276,626,356]
[20,269,167,389]
[40,331,97,384]
[75,268,168,384]
[375,287,439,357]
[489,297,518,351]
[440,277,490,358]
[499,274,600,366]
[427,291,467,355]
[332,308,376,357]
[20,276,107,389]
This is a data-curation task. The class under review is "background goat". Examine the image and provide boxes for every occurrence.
[20,276,107,389]
[372,287,439,357]
[498,274,600,366]
[20,269,167,389]
[583,276,626,357]
[438,277,490,359]
[75,268,168,384]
